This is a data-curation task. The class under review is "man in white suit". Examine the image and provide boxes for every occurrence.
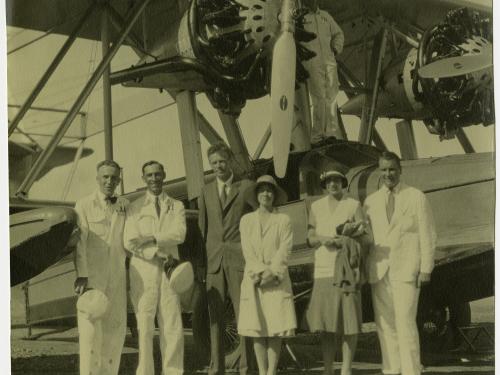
[124,160,186,375]
[74,160,128,375]
[364,151,436,375]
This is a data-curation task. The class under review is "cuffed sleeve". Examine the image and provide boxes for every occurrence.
[123,210,158,260]
[74,201,89,278]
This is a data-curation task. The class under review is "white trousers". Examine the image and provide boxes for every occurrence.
[307,63,342,141]
[78,278,127,375]
[371,274,421,375]
[130,256,184,375]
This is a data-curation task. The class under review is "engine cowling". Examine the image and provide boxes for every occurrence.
[341,7,493,140]
[414,8,493,139]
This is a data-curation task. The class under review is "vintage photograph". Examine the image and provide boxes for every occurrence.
[7,0,494,374]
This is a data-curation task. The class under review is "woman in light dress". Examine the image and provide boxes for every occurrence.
[238,175,297,375]
[305,167,370,375]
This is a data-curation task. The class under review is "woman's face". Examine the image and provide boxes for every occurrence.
[325,176,344,197]
[257,184,275,208]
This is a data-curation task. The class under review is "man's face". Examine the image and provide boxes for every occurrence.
[142,163,166,196]
[96,165,121,197]
[379,158,401,189]
[209,151,232,181]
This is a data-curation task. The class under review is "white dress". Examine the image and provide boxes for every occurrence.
[237,210,297,337]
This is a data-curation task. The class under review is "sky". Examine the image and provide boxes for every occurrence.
[5,25,495,202]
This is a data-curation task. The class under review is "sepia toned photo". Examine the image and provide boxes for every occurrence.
[7,0,494,374]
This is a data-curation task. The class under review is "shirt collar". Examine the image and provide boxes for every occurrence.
[217,173,234,189]
[95,189,115,206]
[382,182,401,194]
[145,190,168,205]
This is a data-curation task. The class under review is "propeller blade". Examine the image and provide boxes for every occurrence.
[271,31,296,178]
[419,48,492,79]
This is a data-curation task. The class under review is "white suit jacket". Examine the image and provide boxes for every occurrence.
[123,191,186,261]
[364,183,436,283]
[74,190,127,291]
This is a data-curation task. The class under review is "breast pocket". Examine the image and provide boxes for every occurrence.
[399,213,417,233]
[137,214,155,236]
[88,211,108,238]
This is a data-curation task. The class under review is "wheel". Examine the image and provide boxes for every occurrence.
[418,302,472,352]
[418,304,448,352]
[193,292,244,370]
[223,297,243,369]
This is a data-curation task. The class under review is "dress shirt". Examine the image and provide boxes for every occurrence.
[216,173,234,199]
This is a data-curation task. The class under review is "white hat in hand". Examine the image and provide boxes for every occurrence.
[77,289,109,321]
[169,262,194,295]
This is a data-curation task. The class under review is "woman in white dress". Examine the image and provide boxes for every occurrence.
[305,167,370,375]
[238,175,297,375]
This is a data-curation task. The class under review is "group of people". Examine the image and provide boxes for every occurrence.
[72,141,436,375]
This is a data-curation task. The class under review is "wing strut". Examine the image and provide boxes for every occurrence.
[16,0,152,197]
[455,128,476,154]
[358,28,388,145]
[102,5,114,160]
[396,120,418,160]
[8,3,96,137]
[176,91,205,201]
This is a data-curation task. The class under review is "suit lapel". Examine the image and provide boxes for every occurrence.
[208,181,223,219]
[222,179,241,213]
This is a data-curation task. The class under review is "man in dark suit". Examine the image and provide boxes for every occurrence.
[198,143,254,375]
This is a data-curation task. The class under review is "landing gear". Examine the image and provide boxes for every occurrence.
[196,297,245,369]
[418,301,472,352]
[222,298,243,368]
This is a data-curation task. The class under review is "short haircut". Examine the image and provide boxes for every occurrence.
[207,142,232,160]
[96,160,121,171]
[142,160,165,174]
[379,151,401,168]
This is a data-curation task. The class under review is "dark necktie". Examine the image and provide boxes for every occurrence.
[155,196,161,218]
[386,190,395,223]
[220,184,227,206]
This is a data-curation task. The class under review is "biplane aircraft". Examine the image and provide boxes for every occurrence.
[7,0,494,365]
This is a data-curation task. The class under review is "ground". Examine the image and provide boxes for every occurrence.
[11,290,494,374]
[11,322,494,374]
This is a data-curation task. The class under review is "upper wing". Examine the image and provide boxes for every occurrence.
[7,0,181,52]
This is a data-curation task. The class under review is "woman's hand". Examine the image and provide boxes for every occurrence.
[321,236,337,247]
[259,269,279,288]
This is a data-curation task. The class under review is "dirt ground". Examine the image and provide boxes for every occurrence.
[11,293,494,374]
[11,322,494,374]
